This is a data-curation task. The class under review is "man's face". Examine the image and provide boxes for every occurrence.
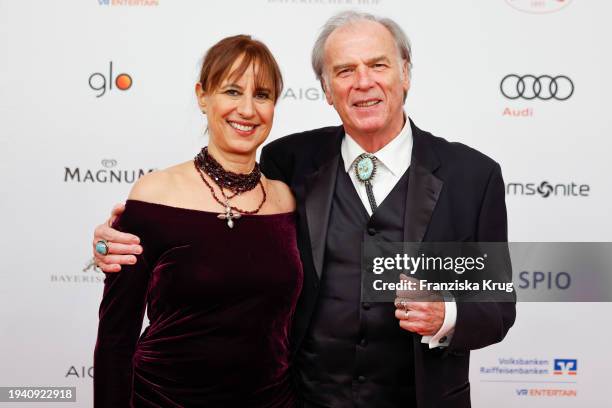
[322,20,409,140]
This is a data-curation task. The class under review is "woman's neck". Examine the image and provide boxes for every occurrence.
[206,143,256,174]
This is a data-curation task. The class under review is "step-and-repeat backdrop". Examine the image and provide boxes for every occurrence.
[1,0,610,406]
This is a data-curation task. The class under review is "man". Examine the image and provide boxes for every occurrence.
[93,11,515,407]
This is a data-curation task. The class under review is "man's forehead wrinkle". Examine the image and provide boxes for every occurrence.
[325,27,397,63]
[331,56,390,73]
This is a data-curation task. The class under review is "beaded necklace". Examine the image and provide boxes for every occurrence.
[194,147,266,228]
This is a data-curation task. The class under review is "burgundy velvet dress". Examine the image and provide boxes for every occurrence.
[94,200,303,407]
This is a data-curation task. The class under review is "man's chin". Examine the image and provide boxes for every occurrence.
[349,120,387,137]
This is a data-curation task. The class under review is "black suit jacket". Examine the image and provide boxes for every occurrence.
[260,120,516,408]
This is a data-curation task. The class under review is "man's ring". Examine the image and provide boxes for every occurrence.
[95,240,110,256]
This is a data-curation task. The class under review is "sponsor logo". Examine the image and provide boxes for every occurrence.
[66,365,94,379]
[97,0,159,6]
[481,357,578,397]
[502,107,533,117]
[500,74,574,117]
[50,258,104,284]
[281,86,326,101]
[480,357,578,377]
[505,181,590,197]
[515,388,577,397]
[553,359,577,375]
[267,0,381,4]
[89,62,133,98]
[505,0,572,14]
[64,159,155,184]
[500,75,574,101]
[518,271,571,290]
[480,357,550,375]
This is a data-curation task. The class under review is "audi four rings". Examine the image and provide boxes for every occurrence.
[500,74,574,100]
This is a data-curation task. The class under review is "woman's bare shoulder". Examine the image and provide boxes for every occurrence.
[266,178,296,213]
[128,162,193,203]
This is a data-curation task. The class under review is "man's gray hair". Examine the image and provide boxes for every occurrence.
[311,10,412,87]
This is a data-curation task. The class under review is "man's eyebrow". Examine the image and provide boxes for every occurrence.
[365,56,391,65]
[332,62,356,73]
[331,56,391,72]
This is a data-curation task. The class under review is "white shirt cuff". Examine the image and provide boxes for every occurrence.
[421,295,456,349]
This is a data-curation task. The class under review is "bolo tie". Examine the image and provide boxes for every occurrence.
[354,153,378,213]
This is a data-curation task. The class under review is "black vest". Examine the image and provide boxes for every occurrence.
[296,161,417,408]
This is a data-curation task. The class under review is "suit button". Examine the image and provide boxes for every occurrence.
[360,338,368,347]
[367,227,376,236]
[439,336,448,343]
[358,375,366,383]
[362,302,371,310]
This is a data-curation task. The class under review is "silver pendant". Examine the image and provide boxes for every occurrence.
[217,202,241,229]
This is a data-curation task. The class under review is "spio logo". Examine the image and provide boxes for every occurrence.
[506,0,572,14]
[88,61,132,98]
[553,359,577,375]
[500,75,574,101]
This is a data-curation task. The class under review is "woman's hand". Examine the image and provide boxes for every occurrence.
[92,203,143,272]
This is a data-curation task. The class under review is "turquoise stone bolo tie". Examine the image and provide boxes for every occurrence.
[355,153,378,213]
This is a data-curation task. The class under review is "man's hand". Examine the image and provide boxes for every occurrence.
[92,203,143,273]
[394,274,445,336]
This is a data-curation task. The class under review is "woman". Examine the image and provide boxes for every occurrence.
[94,35,303,407]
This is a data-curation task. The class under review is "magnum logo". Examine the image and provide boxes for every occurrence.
[64,159,155,183]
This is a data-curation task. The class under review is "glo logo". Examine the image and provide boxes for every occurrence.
[553,359,577,375]
[88,61,133,98]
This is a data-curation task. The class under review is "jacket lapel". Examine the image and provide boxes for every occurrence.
[404,120,443,242]
[304,127,344,280]
[302,121,442,274]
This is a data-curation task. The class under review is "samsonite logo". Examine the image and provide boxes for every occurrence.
[505,181,590,198]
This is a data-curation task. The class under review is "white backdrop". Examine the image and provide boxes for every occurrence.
[1,0,611,406]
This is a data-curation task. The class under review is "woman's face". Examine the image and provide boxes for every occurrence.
[197,58,275,157]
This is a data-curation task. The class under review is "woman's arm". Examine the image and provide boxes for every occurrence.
[93,209,151,407]
[93,172,168,407]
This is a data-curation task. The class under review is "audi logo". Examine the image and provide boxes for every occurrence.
[101,159,117,168]
[500,74,574,101]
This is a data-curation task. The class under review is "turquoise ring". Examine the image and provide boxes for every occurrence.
[95,240,109,256]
